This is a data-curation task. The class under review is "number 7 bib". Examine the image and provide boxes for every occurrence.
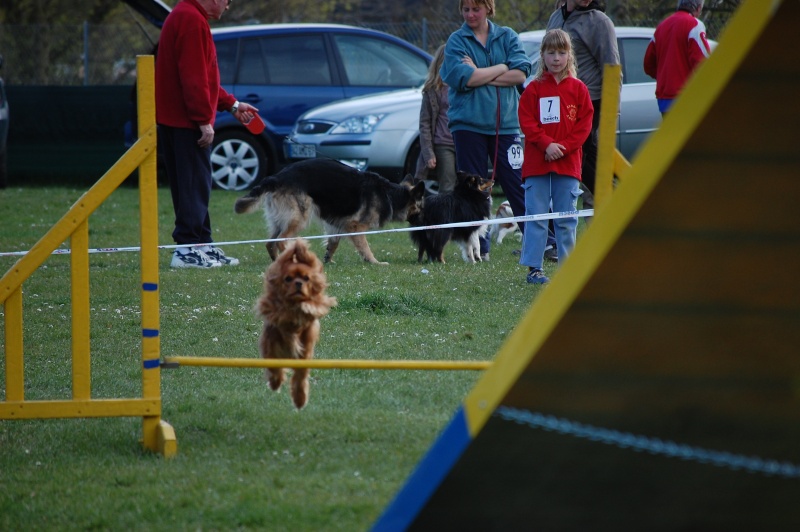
[540,96,561,124]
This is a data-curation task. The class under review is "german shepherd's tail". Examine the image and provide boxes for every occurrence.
[234,176,279,214]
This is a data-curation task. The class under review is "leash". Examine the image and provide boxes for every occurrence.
[490,85,501,195]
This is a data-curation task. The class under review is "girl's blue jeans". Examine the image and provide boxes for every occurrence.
[520,173,581,270]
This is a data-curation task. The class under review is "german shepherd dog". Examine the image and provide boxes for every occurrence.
[234,159,426,265]
[409,172,493,263]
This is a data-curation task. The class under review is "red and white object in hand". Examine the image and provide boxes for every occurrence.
[245,113,265,134]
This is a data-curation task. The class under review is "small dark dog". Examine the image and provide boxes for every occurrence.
[234,159,425,265]
[409,172,493,263]
[255,238,337,409]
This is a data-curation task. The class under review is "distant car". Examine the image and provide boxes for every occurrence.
[285,87,424,183]
[0,54,8,188]
[285,26,714,182]
[123,2,432,191]
[209,24,431,190]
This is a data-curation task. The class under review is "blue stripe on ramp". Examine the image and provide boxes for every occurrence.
[371,406,471,531]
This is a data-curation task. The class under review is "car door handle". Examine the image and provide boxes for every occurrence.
[240,94,262,104]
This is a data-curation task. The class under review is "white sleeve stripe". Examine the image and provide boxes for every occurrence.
[688,21,711,57]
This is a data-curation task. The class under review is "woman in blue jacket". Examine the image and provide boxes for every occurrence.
[440,0,531,260]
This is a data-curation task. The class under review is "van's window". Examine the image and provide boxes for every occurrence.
[236,35,331,86]
[215,38,238,85]
[333,34,428,87]
[238,38,268,84]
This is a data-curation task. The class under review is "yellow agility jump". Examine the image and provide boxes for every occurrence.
[164,356,491,371]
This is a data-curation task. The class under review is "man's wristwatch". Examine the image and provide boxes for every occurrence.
[230,101,240,114]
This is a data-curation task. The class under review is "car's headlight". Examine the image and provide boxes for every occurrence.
[330,114,385,134]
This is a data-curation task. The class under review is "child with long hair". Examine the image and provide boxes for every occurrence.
[416,44,457,193]
[518,29,593,284]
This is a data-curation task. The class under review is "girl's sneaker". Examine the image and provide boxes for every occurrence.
[526,268,549,285]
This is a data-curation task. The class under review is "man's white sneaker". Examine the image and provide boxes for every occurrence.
[170,248,221,268]
[205,246,239,266]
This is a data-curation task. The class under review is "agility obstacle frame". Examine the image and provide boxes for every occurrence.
[0,56,176,457]
[0,55,500,457]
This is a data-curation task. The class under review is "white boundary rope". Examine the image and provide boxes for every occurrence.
[0,209,593,258]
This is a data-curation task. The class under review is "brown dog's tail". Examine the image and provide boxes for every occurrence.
[233,195,261,214]
[233,176,279,214]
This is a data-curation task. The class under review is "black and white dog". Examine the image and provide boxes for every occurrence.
[408,172,493,263]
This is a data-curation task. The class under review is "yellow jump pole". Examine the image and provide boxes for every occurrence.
[136,55,176,458]
[594,63,622,212]
[164,356,491,371]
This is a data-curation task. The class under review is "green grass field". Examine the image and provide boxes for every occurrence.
[0,184,558,530]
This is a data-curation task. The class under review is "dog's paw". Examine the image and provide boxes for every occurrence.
[266,368,284,392]
[291,379,309,409]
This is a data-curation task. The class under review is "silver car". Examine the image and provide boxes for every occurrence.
[285,27,705,181]
[285,86,424,182]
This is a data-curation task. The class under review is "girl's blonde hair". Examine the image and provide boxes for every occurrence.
[423,44,447,92]
[534,29,577,81]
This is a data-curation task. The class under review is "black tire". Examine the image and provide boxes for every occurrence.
[210,130,269,191]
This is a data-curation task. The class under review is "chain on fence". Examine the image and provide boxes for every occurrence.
[0,16,730,86]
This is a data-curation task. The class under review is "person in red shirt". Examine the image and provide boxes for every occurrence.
[156,0,258,268]
[643,0,712,116]
[518,29,593,285]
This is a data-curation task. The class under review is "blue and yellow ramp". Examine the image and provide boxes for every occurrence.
[374,0,800,528]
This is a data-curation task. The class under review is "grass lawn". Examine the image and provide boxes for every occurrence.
[0,183,562,530]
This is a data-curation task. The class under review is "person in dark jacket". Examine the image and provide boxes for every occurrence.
[416,44,457,193]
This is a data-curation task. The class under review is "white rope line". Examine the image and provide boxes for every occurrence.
[0,209,593,257]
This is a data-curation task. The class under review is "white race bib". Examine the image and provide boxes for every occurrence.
[540,96,561,124]
[507,143,523,170]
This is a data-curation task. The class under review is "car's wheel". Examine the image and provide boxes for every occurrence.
[210,130,268,190]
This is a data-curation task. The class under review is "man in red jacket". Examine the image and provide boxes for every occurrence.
[156,0,258,268]
[643,0,712,116]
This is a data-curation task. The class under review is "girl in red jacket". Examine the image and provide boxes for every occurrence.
[518,29,593,284]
